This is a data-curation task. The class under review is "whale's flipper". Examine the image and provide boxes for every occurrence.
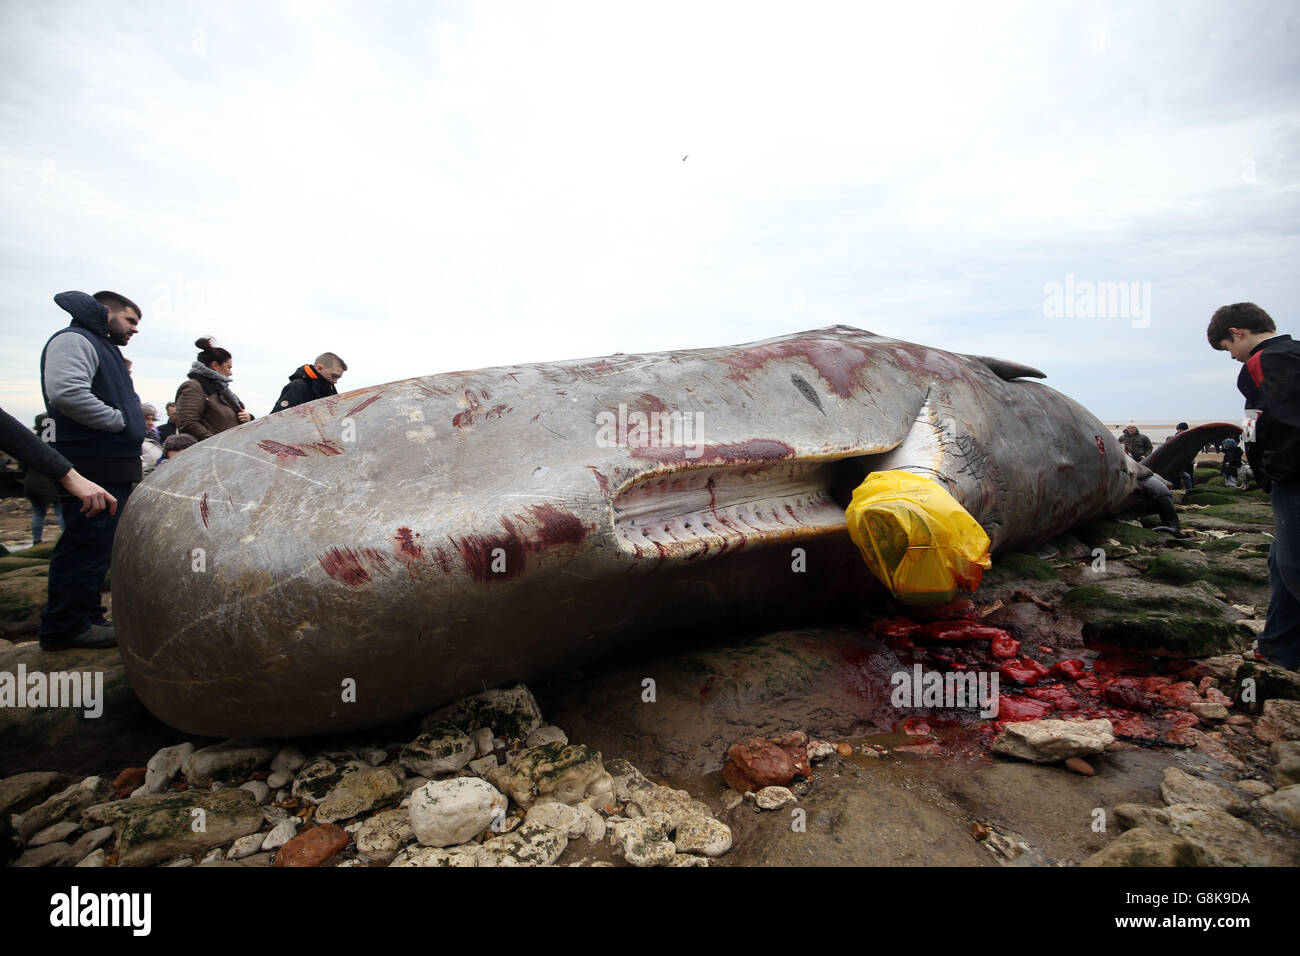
[964,355,1047,381]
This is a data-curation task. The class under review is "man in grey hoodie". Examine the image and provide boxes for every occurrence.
[38,290,145,650]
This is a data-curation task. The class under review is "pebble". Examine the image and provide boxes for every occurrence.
[525,725,568,748]
[75,849,107,867]
[239,780,270,805]
[667,854,709,867]
[1160,768,1249,816]
[468,755,498,774]
[400,724,477,776]
[19,777,112,840]
[486,743,615,809]
[14,842,72,867]
[1238,779,1274,797]
[182,740,275,787]
[266,771,291,790]
[471,728,495,758]
[0,771,67,815]
[479,821,569,867]
[609,814,676,867]
[1064,757,1095,776]
[1081,828,1209,867]
[271,746,307,775]
[112,767,147,792]
[391,844,483,867]
[1189,702,1229,722]
[355,808,415,862]
[576,803,606,842]
[315,767,404,824]
[409,777,508,847]
[137,743,196,796]
[228,833,266,860]
[755,786,796,810]
[201,847,224,864]
[67,825,115,860]
[262,818,300,851]
[991,719,1114,763]
[273,823,350,867]
[363,748,388,767]
[292,758,343,805]
[673,812,732,856]
[807,739,837,761]
[1258,785,1300,828]
[29,820,80,846]
[525,801,586,838]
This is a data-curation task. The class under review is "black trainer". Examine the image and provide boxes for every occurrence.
[39,622,117,651]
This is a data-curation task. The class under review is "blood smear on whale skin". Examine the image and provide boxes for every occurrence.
[318,547,392,587]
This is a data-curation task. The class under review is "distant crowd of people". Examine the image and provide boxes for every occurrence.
[1113,420,1253,490]
[0,289,348,652]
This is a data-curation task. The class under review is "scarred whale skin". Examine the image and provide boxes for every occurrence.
[113,326,1145,737]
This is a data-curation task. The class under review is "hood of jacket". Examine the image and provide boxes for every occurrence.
[288,364,322,383]
[54,291,110,337]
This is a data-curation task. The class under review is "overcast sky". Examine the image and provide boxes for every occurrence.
[2,1,1297,431]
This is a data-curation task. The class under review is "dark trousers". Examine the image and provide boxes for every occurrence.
[1258,481,1300,669]
[39,482,134,639]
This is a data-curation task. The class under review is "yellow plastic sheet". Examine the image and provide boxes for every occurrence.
[845,471,992,606]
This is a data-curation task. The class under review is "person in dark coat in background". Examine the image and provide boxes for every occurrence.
[38,290,142,650]
[0,407,116,517]
[1118,423,1153,460]
[176,337,253,440]
[1221,438,1244,488]
[1173,422,1194,491]
[156,401,179,443]
[271,352,347,414]
[23,413,66,544]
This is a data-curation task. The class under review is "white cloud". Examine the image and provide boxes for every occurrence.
[1,0,1297,428]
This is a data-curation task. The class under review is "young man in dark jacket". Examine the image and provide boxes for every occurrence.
[270,353,347,414]
[39,290,144,650]
[1209,302,1300,670]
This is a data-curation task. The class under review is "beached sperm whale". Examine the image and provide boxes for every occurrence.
[114,326,1150,737]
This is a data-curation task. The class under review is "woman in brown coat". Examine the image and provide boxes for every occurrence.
[176,337,253,440]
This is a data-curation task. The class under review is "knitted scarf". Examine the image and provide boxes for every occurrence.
[188,361,245,411]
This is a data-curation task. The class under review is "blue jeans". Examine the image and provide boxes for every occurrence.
[39,483,133,640]
[1258,480,1300,669]
[28,496,66,543]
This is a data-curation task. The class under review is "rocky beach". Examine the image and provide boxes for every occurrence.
[1,461,1298,870]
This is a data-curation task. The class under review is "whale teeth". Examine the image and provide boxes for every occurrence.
[614,459,859,558]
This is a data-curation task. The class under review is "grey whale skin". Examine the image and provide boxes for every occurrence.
[114,326,1146,737]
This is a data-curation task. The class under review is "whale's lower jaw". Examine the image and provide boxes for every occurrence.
[613,457,870,559]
